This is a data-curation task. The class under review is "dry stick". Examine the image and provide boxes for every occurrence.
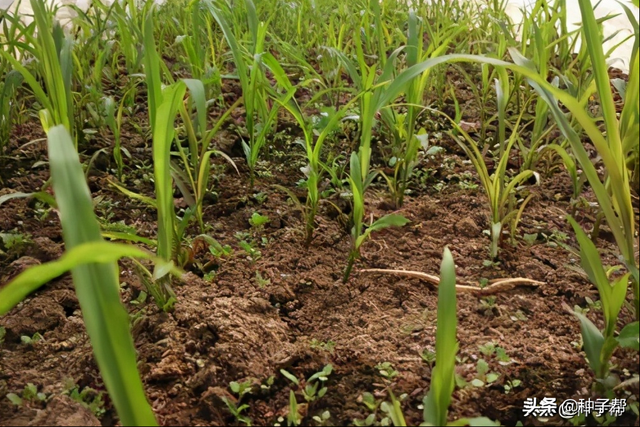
[614,376,640,391]
[359,268,544,296]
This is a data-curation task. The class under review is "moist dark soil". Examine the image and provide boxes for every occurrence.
[0,67,639,427]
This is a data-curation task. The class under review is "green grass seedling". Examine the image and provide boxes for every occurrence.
[422,248,498,426]
[566,216,638,390]
[206,0,290,187]
[0,0,74,143]
[447,109,533,260]
[383,11,462,208]
[344,153,409,283]
[0,126,167,426]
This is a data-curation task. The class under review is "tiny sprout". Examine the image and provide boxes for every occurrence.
[312,410,331,425]
[375,362,398,380]
[249,212,270,228]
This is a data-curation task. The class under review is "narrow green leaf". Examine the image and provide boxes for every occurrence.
[572,311,604,375]
[46,125,157,426]
[567,216,626,336]
[0,191,57,209]
[153,82,187,262]
[384,391,407,427]
[367,214,410,233]
[280,369,299,386]
[423,247,458,426]
[0,241,169,315]
[182,78,207,136]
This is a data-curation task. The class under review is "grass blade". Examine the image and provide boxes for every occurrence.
[46,125,157,426]
[0,241,170,315]
[423,247,458,426]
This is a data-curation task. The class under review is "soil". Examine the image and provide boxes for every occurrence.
[0,66,639,427]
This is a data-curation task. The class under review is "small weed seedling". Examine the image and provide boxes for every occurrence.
[0,232,29,254]
[478,342,512,365]
[254,271,271,289]
[239,240,262,263]
[504,379,522,394]
[260,376,275,393]
[375,362,399,382]
[249,212,270,229]
[221,380,253,426]
[6,383,46,407]
[20,332,44,346]
[310,339,336,355]
[350,363,408,426]
[420,348,436,369]
[129,291,148,307]
[353,392,379,426]
[198,235,233,259]
[479,296,499,316]
[276,365,333,426]
[63,380,106,418]
[471,359,500,388]
[312,410,331,426]
[281,364,333,403]
[236,231,262,263]
[230,380,254,399]
[253,192,268,205]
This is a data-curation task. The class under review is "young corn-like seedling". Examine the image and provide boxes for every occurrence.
[438,0,638,313]
[422,248,498,426]
[382,11,462,208]
[615,2,639,190]
[511,0,603,174]
[329,46,478,281]
[246,52,346,243]
[1,0,74,143]
[172,79,240,232]
[0,126,165,426]
[177,0,209,82]
[565,216,639,391]
[359,0,388,66]
[351,249,496,426]
[330,30,468,200]
[343,153,409,283]
[329,28,403,186]
[141,10,189,310]
[286,390,302,426]
[137,9,225,306]
[70,0,118,96]
[514,0,569,154]
[0,70,23,155]
[515,0,639,318]
[447,109,533,261]
[103,96,127,181]
[422,247,459,426]
[206,0,293,187]
[273,92,359,244]
[109,0,149,74]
